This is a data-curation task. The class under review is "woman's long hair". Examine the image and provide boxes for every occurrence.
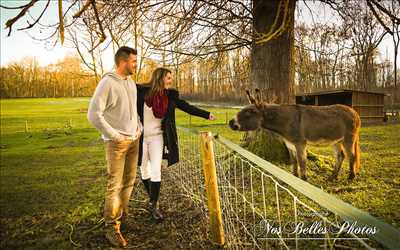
[146,67,172,98]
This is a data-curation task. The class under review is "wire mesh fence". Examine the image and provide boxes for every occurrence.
[212,138,373,250]
[171,126,399,250]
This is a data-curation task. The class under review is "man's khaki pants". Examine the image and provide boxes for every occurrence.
[104,138,139,225]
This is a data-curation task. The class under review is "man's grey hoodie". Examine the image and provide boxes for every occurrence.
[87,72,142,140]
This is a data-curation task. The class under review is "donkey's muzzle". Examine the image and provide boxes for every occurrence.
[229,119,239,130]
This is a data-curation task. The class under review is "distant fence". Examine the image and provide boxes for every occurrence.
[172,126,400,250]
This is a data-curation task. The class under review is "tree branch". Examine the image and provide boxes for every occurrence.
[370,0,400,23]
[150,42,249,57]
[366,0,393,35]
[89,0,106,52]
[0,2,33,10]
[17,0,50,31]
[4,0,39,36]
[73,0,92,19]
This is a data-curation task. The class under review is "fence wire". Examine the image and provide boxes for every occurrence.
[171,127,396,250]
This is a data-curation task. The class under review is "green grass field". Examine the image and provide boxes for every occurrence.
[0,97,399,249]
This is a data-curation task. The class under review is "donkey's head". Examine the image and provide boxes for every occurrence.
[229,89,264,131]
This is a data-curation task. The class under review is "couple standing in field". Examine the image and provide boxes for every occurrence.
[87,46,215,247]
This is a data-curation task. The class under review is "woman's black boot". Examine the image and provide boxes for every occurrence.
[141,178,150,197]
[149,181,163,222]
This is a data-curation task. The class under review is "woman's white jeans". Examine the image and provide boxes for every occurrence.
[140,134,163,182]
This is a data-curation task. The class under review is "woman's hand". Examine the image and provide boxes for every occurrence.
[208,114,216,121]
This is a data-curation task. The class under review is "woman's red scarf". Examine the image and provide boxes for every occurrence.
[145,89,169,118]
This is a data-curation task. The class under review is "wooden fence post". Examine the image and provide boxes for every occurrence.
[199,131,225,246]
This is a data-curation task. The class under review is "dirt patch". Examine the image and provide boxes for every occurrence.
[75,168,215,249]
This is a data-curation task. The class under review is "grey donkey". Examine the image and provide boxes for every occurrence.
[229,89,361,181]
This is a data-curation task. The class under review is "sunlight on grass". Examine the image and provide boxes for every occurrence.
[0,97,399,249]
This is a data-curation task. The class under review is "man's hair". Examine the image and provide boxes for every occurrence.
[114,46,137,66]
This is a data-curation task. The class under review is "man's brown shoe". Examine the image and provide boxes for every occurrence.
[105,221,128,248]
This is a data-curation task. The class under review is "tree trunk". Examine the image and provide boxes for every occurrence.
[245,0,296,164]
[393,30,399,89]
[250,0,296,103]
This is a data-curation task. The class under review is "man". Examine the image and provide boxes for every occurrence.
[87,46,142,247]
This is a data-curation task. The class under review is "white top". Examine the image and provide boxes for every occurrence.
[143,103,162,137]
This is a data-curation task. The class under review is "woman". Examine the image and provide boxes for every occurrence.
[137,67,215,222]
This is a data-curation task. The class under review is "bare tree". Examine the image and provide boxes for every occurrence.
[389,2,400,89]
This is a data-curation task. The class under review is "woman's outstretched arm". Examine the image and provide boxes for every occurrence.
[173,91,212,120]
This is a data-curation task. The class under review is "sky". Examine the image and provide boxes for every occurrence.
[0,0,398,70]
[0,1,78,66]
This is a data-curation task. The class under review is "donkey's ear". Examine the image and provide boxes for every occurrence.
[246,89,256,104]
[255,88,262,105]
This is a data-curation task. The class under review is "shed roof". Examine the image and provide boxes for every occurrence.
[296,89,387,97]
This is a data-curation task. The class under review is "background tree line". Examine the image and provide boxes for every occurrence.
[2,38,397,103]
[1,56,95,98]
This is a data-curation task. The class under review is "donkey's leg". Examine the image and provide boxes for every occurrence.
[328,143,345,181]
[283,140,298,177]
[343,136,357,180]
[295,144,307,181]
[289,150,299,177]
[289,149,299,177]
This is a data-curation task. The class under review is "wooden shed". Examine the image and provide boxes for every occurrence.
[296,89,386,123]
